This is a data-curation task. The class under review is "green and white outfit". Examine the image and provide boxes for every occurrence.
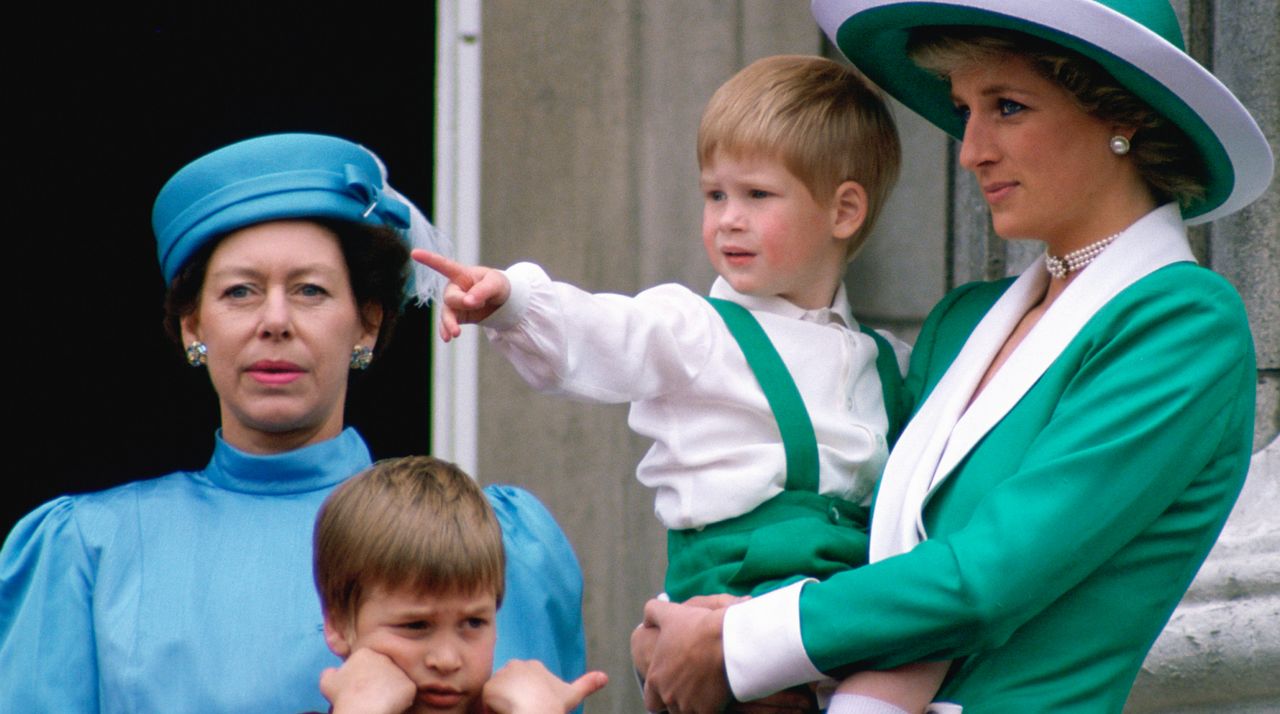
[483,263,909,600]
[715,1,1272,710]
[723,204,1256,711]
[666,297,906,601]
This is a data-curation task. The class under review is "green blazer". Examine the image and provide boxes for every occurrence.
[721,206,1255,712]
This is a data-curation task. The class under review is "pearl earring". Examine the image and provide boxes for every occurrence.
[1109,135,1131,155]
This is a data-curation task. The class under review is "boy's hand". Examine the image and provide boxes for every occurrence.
[412,249,512,342]
[482,660,608,714]
[320,648,416,714]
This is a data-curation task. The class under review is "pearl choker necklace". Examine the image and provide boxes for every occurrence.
[1045,232,1120,279]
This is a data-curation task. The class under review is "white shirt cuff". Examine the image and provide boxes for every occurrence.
[723,580,824,701]
[481,262,538,330]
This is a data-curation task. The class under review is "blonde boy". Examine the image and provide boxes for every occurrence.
[312,456,606,714]
[419,56,943,712]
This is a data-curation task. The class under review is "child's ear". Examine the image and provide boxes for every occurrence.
[323,614,353,658]
[830,180,868,241]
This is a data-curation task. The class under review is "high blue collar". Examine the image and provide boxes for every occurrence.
[199,427,373,495]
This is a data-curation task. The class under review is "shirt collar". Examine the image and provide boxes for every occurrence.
[709,277,856,328]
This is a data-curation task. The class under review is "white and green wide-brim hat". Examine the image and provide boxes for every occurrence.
[812,0,1274,224]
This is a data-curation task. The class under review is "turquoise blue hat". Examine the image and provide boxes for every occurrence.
[811,0,1274,224]
[153,133,448,301]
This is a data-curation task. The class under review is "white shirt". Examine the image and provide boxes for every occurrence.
[483,262,909,530]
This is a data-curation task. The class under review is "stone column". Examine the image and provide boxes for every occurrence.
[1125,1,1280,711]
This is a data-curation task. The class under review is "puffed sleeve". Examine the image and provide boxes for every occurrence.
[484,485,587,683]
[0,497,100,713]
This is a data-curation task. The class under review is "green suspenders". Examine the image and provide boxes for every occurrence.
[705,298,821,493]
[859,323,908,447]
[662,298,892,601]
[706,297,907,470]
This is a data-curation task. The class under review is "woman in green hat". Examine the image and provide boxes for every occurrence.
[634,1,1273,712]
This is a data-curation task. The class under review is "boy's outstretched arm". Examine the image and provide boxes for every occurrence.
[320,648,416,714]
[412,249,513,342]
[483,660,608,714]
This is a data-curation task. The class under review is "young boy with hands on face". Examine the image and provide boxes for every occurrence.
[419,56,949,713]
[309,455,607,714]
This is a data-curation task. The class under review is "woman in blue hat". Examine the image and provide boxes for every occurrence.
[634,1,1273,712]
[0,134,586,713]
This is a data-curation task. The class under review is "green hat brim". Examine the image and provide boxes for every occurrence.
[813,0,1273,224]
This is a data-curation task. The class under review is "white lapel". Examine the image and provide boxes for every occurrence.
[871,205,1194,561]
[868,268,1044,561]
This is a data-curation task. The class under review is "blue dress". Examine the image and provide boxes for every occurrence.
[0,428,586,713]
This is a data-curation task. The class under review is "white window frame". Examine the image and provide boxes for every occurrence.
[431,0,482,475]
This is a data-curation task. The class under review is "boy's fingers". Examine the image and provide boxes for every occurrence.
[464,271,507,307]
[441,280,471,307]
[410,249,464,280]
[439,306,461,342]
[567,671,609,705]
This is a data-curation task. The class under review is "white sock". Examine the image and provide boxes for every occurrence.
[825,693,910,714]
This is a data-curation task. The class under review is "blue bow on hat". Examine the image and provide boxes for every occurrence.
[342,162,411,227]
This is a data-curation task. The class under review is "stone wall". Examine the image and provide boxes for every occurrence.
[472,2,1278,711]
[1136,2,1280,709]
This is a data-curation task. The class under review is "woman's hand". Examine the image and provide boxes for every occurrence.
[411,249,512,341]
[320,648,416,714]
[483,659,608,714]
[639,598,733,714]
[632,594,744,679]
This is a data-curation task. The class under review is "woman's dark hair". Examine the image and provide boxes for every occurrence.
[163,219,411,356]
[907,26,1208,208]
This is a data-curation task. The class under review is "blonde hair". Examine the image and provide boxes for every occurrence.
[314,456,504,624]
[698,54,901,257]
[907,26,1207,208]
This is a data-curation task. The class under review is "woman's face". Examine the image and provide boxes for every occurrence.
[950,53,1151,251]
[180,220,380,453]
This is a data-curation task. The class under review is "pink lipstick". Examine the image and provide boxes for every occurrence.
[246,360,304,385]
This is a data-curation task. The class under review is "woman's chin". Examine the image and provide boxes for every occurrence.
[220,407,343,451]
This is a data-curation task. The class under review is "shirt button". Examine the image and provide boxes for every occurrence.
[828,505,841,524]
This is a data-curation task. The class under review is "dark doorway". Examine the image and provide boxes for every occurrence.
[8,3,436,535]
